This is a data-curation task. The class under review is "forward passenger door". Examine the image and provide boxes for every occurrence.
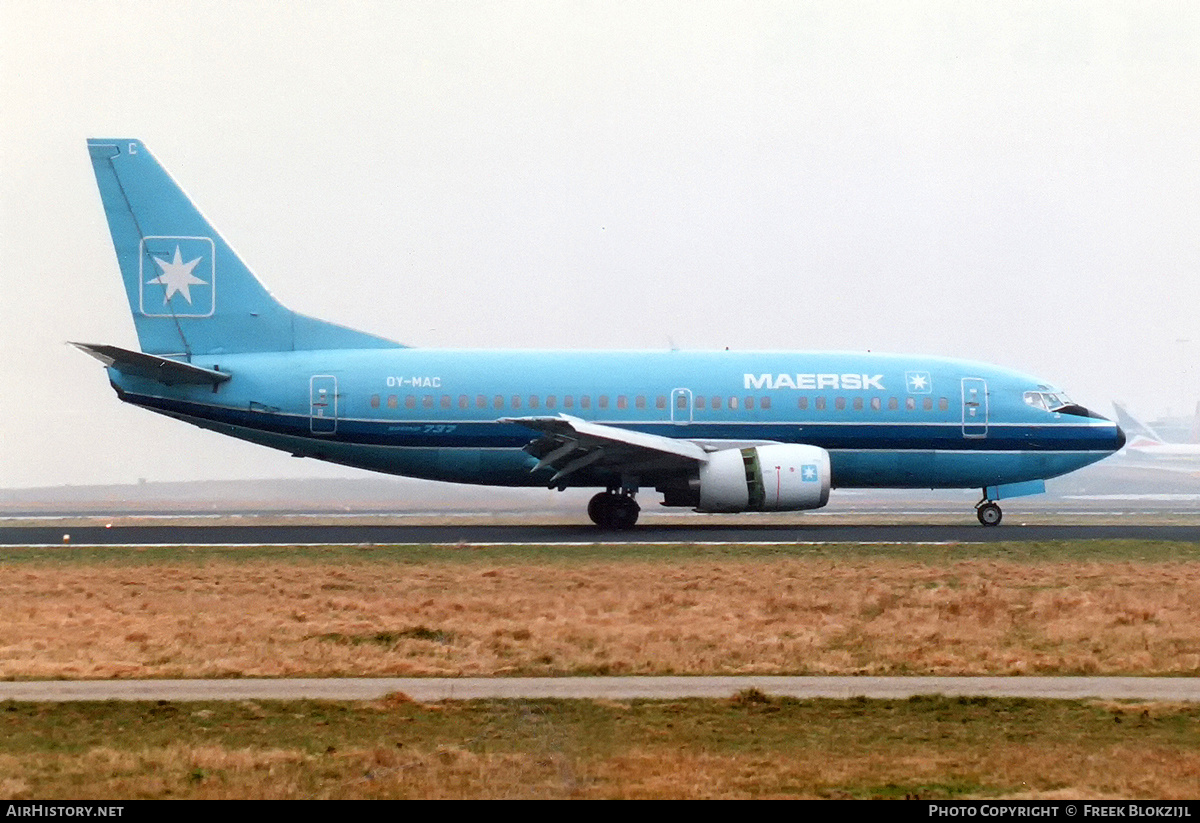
[961,377,988,438]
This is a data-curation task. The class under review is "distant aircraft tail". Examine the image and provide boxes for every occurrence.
[87,139,402,357]
[1111,402,1164,445]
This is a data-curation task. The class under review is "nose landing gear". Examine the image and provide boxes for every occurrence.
[975,498,1002,527]
[588,490,641,530]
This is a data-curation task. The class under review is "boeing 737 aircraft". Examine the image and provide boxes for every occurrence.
[77,139,1125,527]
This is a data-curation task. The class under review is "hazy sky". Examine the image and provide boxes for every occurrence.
[2,1,1198,489]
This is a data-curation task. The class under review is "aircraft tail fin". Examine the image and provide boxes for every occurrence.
[87,139,403,356]
[1111,402,1164,444]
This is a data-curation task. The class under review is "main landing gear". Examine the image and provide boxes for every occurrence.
[588,490,641,530]
[975,497,1002,527]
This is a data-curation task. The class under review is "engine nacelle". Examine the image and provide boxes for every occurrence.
[697,444,831,512]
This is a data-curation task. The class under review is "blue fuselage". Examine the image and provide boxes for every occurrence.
[107,348,1124,492]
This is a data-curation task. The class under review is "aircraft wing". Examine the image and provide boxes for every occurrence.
[500,414,711,484]
[71,342,231,387]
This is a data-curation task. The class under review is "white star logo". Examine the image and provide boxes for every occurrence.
[909,374,928,391]
[147,245,207,304]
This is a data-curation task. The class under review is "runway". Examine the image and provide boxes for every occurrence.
[4,676,1200,702]
[3,522,1200,545]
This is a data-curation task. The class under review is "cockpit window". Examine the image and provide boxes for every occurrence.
[1024,389,1099,418]
[1025,390,1073,412]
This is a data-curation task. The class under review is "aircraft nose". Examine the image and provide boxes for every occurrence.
[1114,424,1126,450]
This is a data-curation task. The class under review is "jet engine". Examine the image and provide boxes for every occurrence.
[696,444,831,512]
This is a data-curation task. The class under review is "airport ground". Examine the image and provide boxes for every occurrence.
[4,537,1200,798]
[4,463,1200,798]
[5,540,1200,680]
[5,695,1200,799]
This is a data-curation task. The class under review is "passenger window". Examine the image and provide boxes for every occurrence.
[798,397,808,410]
[598,396,609,409]
[512,396,521,409]
[939,397,949,411]
[458,395,468,409]
[546,396,556,409]
[581,396,591,409]
[476,395,487,409]
[494,395,504,409]
[745,397,755,410]
[906,397,916,411]
[835,397,846,411]
[441,395,452,409]
[370,394,380,409]
[853,397,863,411]
[870,397,881,411]
[761,397,771,410]
[404,395,415,409]
[617,396,628,410]
[815,397,826,411]
[635,396,646,410]
[388,395,399,409]
[529,396,539,409]
[729,397,739,410]
[923,397,933,411]
[695,396,706,410]
[564,396,574,409]
[657,395,667,410]
[712,396,722,410]
[888,397,898,411]
[676,394,687,410]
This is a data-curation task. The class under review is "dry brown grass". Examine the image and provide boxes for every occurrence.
[4,699,1200,799]
[4,555,1200,677]
[580,745,1200,800]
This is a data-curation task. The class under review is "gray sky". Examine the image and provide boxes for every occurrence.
[2,1,1198,489]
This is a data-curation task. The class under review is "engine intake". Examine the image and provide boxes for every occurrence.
[696,444,831,512]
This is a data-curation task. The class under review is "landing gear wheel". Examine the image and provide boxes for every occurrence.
[976,502,1002,527]
[612,495,640,530]
[587,493,608,525]
[587,492,640,530]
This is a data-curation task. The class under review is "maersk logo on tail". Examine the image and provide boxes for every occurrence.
[744,373,885,391]
[139,236,215,317]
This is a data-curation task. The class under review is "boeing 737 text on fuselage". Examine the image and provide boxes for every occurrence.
[76,140,1126,528]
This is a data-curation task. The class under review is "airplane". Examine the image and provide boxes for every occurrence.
[1112,402,1200,465]
[76,139,1126,528]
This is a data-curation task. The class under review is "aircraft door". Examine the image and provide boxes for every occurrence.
[961,377,988,438]
[671,388,693,425]
[310,375,338,434]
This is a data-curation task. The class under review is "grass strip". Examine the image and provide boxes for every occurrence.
[2,695,1198,799]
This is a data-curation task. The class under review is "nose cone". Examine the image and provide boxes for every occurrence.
[1114,424,1126,451]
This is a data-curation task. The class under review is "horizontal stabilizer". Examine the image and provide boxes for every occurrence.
[71,342,231,386]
